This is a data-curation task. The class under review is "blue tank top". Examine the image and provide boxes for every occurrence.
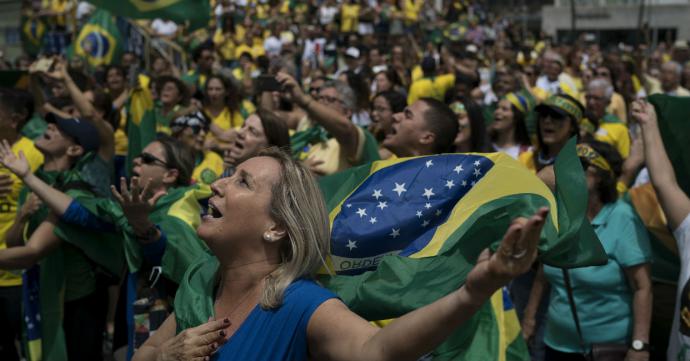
[213,279,337,361]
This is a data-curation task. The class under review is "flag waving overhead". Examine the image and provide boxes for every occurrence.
[69,9,123,67]
[319,139,606,360]
[86,0,210,30]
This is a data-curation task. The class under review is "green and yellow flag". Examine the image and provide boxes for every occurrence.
[86,0,210,30]
[20,15,46,56]
[318,139,606,360]
[126,86,157,173]
[67,9,123,68]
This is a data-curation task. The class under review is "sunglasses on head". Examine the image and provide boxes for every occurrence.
[139,152,169,168]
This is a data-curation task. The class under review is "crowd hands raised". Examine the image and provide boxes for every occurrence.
[0,0,690,361]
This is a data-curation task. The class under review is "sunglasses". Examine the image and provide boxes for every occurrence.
[539,108,569,122]
[138,152,169,168]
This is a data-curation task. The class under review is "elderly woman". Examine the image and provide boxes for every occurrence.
[132,148,549,361]
[523,142,652,361]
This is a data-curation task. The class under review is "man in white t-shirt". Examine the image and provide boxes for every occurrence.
[632,100,690,361]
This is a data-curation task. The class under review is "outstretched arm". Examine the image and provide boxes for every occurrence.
[308,208,548,361]
[632,99,690,230]
[276,72,360,160]
[44,59,115,161]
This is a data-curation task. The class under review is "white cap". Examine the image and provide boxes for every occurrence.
[345,47,360,59]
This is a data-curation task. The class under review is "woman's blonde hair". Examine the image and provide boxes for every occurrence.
[258,147,331,309]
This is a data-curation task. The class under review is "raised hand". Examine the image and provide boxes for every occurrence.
[111,177,166,235]
[275,72,306,106]
[0,139,31,179]
[157,318,230,361]
[631,99,657,128]
[464,207,549,299]
[19,193,42,221]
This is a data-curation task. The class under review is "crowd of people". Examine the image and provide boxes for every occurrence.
[1,0,690,361]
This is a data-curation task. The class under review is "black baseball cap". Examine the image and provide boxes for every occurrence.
[45,113,100,153]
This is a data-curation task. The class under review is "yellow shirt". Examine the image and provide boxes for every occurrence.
[403,0,423,23]
[0,137,44,287]
[607,92,627,124]
[407,74,456,105]
[205,101,256,147]
[341,4,361,33]
[518,150,537,174]
[297,118,366,176]
[115,107,128,156]
[411,66,423,82]
[595,122,631,159]
[234,43,253,59]
[192,151,224,185]
[214,30,236,61]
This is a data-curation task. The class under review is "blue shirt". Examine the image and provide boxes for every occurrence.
[214,279,337,361]
[543,199,652,353]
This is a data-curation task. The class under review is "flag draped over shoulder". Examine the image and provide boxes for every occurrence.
[290,125,381,165]
[21,157,124,361]
[318,139,606,360]
[86,0,210,30]
[72,184,211,283]
[67,9,123,68]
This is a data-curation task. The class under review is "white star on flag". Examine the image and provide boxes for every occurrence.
[473,168,482,177]
[346,240,357,251]
[372,189,383,200]
[425,202,432,209]
[356,208,367,218]
[393,182,407,197]
[435,209,442,216]
[346,203,352,208]
[445,180,455,189]
[425,159,434,168]
[390,228,400,238]
[423,188,435,200]
[377,201,388,210]
[369,217,377,224]
[474,160,481,167]
[462,180,468,186]
[454,164,464,174]
[416,210,423,217]
[422,219,430,227]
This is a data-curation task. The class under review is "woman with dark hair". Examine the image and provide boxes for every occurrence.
[369,90,406,159]
[523,141,652,361]
[451,100,490,153]
[222,107,290,176]
[203,75,255,152]
[519,94,582,172]
[339,70,372,127]
[489,92,532,159]
[373,68,405,95]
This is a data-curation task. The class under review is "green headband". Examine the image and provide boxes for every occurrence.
[542,95,583,122]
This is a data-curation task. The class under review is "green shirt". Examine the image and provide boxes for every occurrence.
[543,200,652,353]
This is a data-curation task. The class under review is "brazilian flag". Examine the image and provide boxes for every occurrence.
[86,0,210,30]
[20,156,125,361]
[126,86,157,175]
[20,15,46,56]
[67,9,123,68]
[71,184,211,283]
[318,139,606,360]
[290,125,381,165]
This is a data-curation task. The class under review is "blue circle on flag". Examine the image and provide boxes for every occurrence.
[80,32,111,58]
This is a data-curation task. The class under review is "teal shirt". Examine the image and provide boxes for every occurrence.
[543,199,652,353]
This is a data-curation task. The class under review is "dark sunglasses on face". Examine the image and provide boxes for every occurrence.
[539,108,569,122]
[138,152,169,168]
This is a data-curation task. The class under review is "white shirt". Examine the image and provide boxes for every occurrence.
[319,6,339,25]
[669,213,690,361]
